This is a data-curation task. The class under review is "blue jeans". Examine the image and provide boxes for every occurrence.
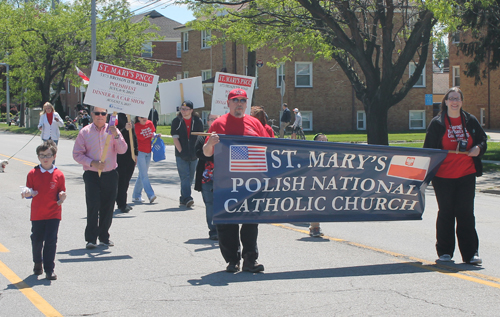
[202,181,217,236]
[31,219,60,273]
[176,156,197,204]
[42,138,59,145]
[133,151,155,200]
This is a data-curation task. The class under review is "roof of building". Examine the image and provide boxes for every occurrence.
[433,72,449,95]
[131,10,182,41]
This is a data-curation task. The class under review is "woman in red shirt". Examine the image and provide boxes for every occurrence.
[132,116,159,204]
[424,87,487,265]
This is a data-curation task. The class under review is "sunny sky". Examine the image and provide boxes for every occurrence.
[130,1,195,24]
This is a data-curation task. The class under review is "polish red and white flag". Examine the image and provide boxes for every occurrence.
[75,66,90,84]
[387,155,430,181]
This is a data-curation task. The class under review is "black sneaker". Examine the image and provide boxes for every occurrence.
[242,252,264,273]
[46,272,57,280]
[33,262,43,275]
[226,262,240,273]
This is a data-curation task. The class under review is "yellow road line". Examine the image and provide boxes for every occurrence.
[272,223,500,288]
[0,154,38,167]
[0,242,9,252]
[0,260,62,316]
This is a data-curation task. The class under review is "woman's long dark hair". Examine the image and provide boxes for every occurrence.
[439,86,464,115]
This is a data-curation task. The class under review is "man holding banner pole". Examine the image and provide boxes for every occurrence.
[203,88,268,273]
[73,107,128,249]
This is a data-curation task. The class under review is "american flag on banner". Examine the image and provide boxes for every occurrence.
[387,155,430,181]
[230,145,267,172]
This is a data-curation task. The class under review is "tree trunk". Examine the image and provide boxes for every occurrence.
[366,104,389,145]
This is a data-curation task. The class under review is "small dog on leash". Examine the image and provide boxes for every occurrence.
[0,160,8,172]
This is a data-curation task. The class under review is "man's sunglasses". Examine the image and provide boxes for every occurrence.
[93,112,107,116]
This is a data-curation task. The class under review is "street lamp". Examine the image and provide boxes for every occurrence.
[0,62,10,125]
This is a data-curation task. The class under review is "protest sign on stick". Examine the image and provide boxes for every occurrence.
[158,77,204,114]
[211,72,256,115]
[84,61,159,118]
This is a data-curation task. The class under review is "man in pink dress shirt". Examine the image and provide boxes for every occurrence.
[73,107,128,249]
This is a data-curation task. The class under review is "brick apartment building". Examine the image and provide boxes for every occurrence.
[176,26,434,133]
[448,32,500,129]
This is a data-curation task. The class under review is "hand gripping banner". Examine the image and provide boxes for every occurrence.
[212,136,448,224]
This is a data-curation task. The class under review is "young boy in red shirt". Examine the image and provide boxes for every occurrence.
[22,140,66,280]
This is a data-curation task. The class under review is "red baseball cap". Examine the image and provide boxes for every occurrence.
[228,89,247,100]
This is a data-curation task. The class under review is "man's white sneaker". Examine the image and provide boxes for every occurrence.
[468,253,482,265]
[149,195,157,204]
[186,200,194,208]
[133,197,145,203]
[438,254,452,262]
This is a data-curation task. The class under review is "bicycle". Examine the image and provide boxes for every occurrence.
[291,126,306,140]
[268,119,280,137]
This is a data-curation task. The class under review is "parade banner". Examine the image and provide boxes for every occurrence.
[158,77,204,114]
[213,136,448,224]
[211,72,256,115]
[84,61,159,117]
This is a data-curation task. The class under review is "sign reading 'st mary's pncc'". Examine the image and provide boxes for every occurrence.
[213,136,448,224]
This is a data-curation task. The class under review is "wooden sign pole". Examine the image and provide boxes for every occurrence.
[98,111,118,177]
[126,114,136,162]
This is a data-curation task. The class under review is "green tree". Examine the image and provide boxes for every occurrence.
[434,38,448,70]
[185,0,436,145]
[0,0,159,108]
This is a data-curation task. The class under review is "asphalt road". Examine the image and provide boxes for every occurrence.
[1,131,500,316]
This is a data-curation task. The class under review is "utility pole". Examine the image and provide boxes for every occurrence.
[0,62,10,125]
[91,0,96,68]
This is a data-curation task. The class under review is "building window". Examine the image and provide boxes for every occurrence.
[297,111,313,131]
[176,42,181,58]
[183,32,189,52]
[357,111,366,130]
[453,66,460,87]
[295,62,313,87]
[201,30,211,49]
[409,62,425,87]
[451,32,460,44]
[480,108,485,126]
[201,69,212,81]
[409,110,426,129]
[183,71,189,78]
[141,42,152,58]
[277,63,285,88]
[176,72,182,80]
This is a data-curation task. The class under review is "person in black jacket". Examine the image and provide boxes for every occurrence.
[115,113,138,213]
[148,105,159,130]
[423,87,487,265]
[194,113,220,240]
[279,103,291,138]
[171,100,204,208]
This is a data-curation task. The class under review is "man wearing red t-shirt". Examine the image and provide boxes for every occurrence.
[203,88,267,273]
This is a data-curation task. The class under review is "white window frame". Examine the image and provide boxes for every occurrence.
[141,42,152,58]
[176,72,182,80]
[277,63,285,88]
[176,42,181,58]
[183,71,189,78]
[182,32,189,52]
[255,67,259,89]
[480,108,486,126]
[201,69,212,81]
[409,62,425,87]
[295,62,313,87]
[201,30,211,49]
[453,66,460,87]
[300,111,313,131]
[451,32,460,44]
[357,111,366,130]
[409,110,426,129]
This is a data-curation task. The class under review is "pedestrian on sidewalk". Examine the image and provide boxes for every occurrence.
[22,140,66,280]
[203,88,268,273]
[73,107,127,249]
[38,102,64,145]
[424,87,487,265]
